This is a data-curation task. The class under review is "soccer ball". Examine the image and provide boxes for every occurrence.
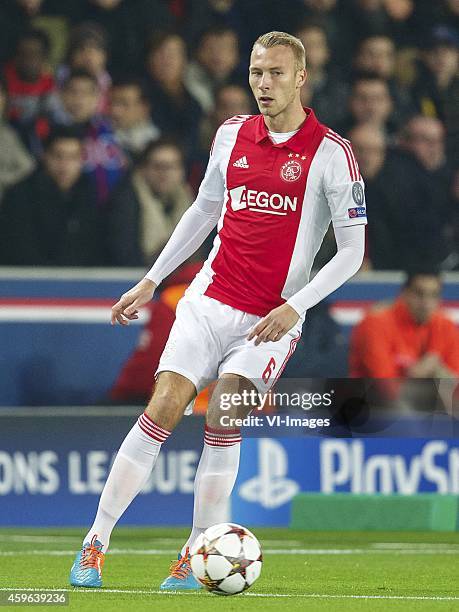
[190,522,263,596]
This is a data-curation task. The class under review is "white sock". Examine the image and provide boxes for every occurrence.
[83,412,170,553]
[181,425,241,557]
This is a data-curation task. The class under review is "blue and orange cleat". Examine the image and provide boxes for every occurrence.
[69,535,105,588]
[160,547,202,591]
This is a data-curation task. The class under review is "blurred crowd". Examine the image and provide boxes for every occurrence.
[0,0,458,271]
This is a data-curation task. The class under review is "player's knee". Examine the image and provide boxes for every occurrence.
[206,404,229,430]
[145,387,183,430]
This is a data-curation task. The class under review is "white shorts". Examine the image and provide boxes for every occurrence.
[156,291,302,404]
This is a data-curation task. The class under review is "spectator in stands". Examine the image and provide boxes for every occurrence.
[345,0,416,48]
[198,83,253,158]
[0,1,71,70]
[3,28,56,125]
[0,77,35,202]
[295,21,349,126]
[354,34,396,80]
[190,82,252,192]
[57,22,112,114]
[337,73,395,137]
[350,123,446,270]
[12,1,45,18]
[44,69,127,206]
[106,139,193,267]
[350,269,459,411]
[353,35,413,127]
[185,26,241,114]
[349,123,390,269]
[144,31,202,157]
[399,115,455,267]
[411,26,459,164]
[0,126,102,266]
[69,0,174,77]
[400,115,449,172]
[0,0,45,65]
[350,122,386,180]
[55,69,101,126]
[23,70,127,205]
[296,1,346,66]
[182,0,277,59]
[109,78,160,161]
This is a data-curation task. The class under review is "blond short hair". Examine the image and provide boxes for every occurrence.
[252,31,306,72]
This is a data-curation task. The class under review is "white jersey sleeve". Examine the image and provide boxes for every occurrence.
[144,126,227,286]
[323,141,367,228]
[197,126,226,202]
[286,224,365,317]
[144,194,222,286]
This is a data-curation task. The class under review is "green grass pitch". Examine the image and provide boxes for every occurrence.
[0,528,458,611]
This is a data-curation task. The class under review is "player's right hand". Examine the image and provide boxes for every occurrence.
[111,277,157,326]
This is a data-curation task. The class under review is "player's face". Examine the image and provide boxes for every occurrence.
[403,276,441,324]
[249,45,305,119]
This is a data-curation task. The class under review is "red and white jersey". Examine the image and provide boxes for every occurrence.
[190,108,366,317]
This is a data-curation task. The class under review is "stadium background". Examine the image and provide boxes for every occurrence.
[0,0,458,563]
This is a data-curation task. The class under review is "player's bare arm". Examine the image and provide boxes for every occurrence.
[111,277,156,326]
[247,303,300,346]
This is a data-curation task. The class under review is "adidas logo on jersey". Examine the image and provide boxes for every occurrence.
[233,156,249,168]
[229,185,297,216]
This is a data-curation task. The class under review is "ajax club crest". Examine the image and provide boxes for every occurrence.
[280,159,302,182]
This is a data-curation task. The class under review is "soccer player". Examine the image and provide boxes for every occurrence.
[70,31,366,590]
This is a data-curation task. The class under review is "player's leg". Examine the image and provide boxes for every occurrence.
[184,373,258,550]
[70,371,195,588]
[160,374,258,591]
[185,322,302,544]
[71,291,220,588]
[165,306,301,588]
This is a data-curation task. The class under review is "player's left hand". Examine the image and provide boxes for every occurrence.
[247,304,300,346]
